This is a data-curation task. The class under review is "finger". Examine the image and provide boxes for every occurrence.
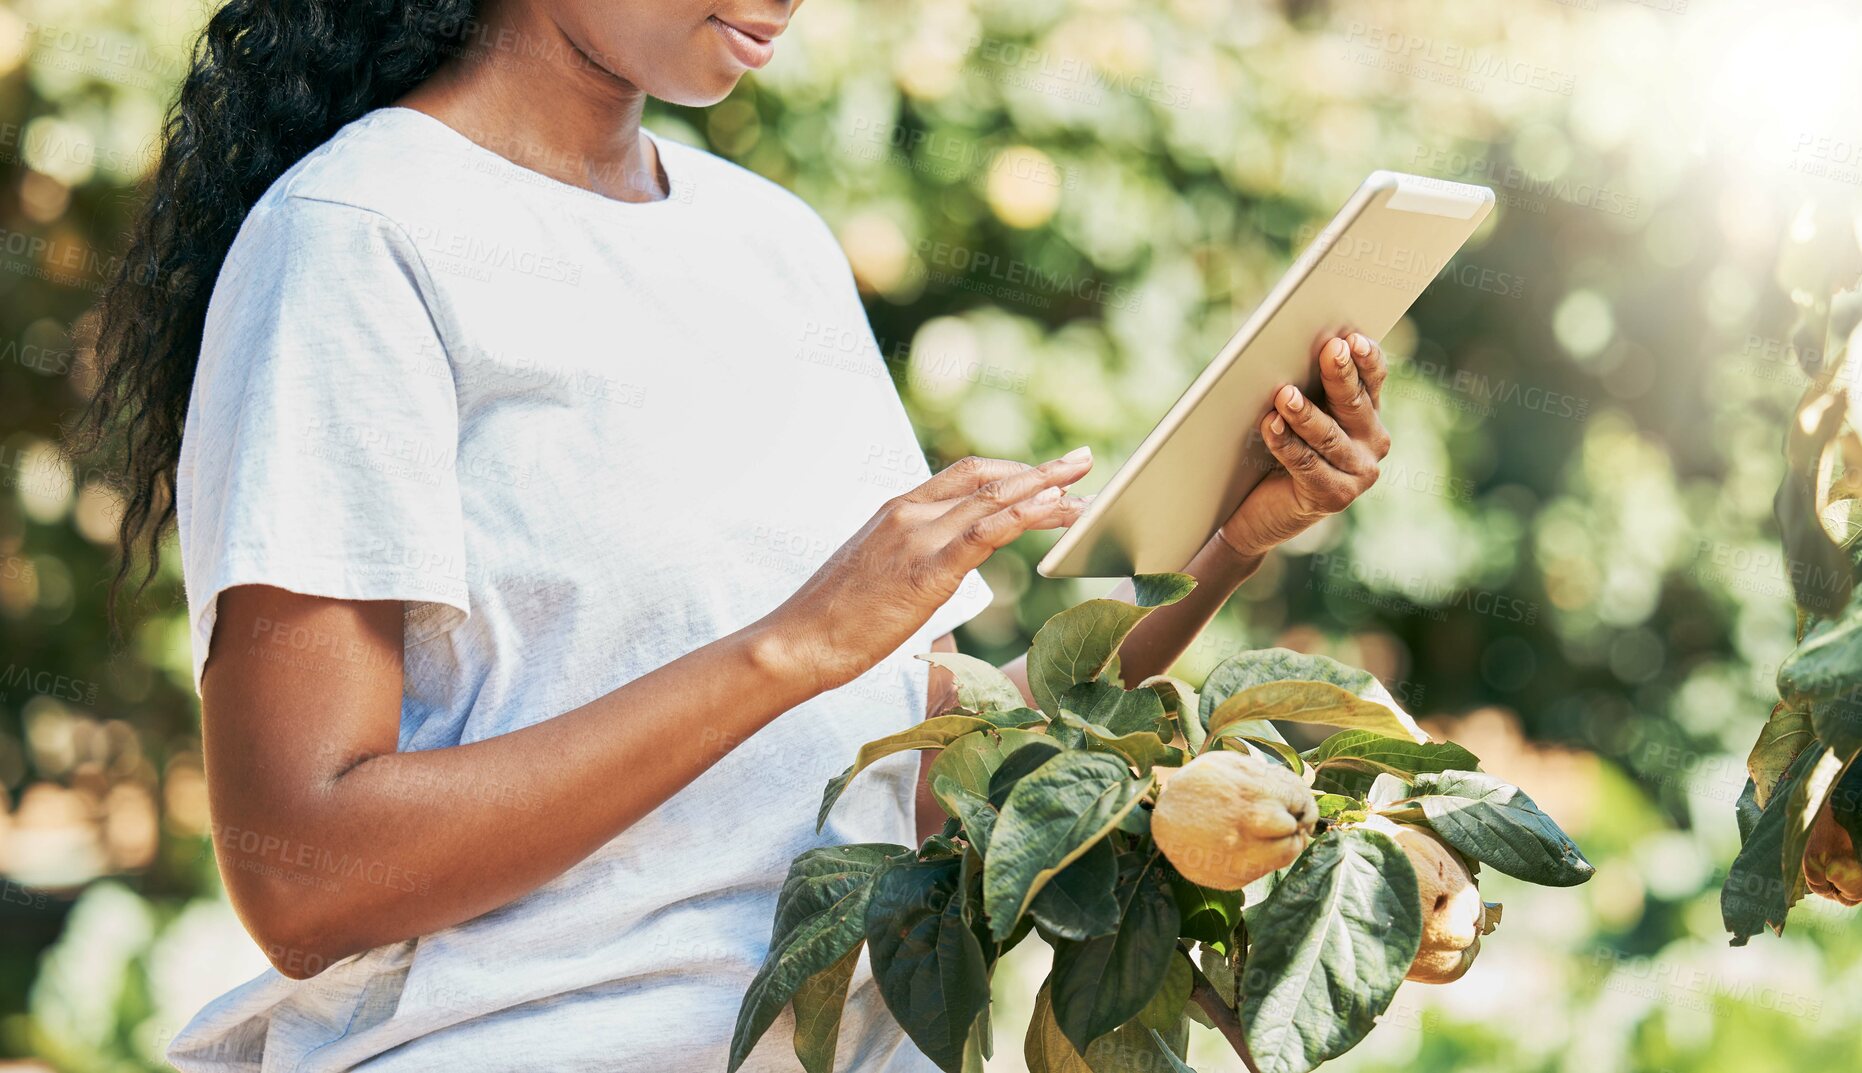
[902,455,1038,503]
[942,492,1090,568]
[1261,411,1356,512]
[1273,384,1367,474]
[1316,336,1377,435]
[938,447,1094,528]
[1347,332,1386,407]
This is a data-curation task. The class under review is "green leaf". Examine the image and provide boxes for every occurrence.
[980,707,1048,730]
[985,752,1150,939]
[1168,872,1243,944]
[1197,942,1242,1008]
[987,739,1066,808]
[1137,951,1194,1033]
[1365,773,1411,808]
[918,651,1028,713]
[1208,682,1426,744]
[792,943,861,1073]
[1058,712,1184,774]
[1139,675,1204,754]
[1137,675,1199,716]
[1132,571,1199,608]
[1304,731,1480,797]
[1773,399,1853,617]
[929,729,1052,815]
[961,1007,991,1073]
[1748,701,1815,807]
[1811,694,1862,766]
[1027,574,1195,716]
[1831,759,1862,847]
[1030,837,1121,940]
[1390,771,1593,886]
[1725,745,1824,944]
[1049,854,1181,1051]
[1780,744,1844,911]
[1220,734,1304,774]
[865,858,992,1073]
[1082,1018,1193,1073]
[1314,794,1364,820]
[1138,1028,1197,1073]
[1241,828,1422,1073]
[730,845,900,1071]
[933,775,1000,855]
[1062,681,1170,737]
[1778,588,1862,700]
[819,715,999,830]
[1025,987,1093,1073]
[1200,649,1426,743]
[1735,778,1762,843]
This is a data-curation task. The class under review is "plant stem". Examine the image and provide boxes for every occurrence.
[1187,961,1263,1073]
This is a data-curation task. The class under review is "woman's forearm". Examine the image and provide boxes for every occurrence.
[996,535,1263,709]
[1114,534,1263,684]
[205,590,818,977]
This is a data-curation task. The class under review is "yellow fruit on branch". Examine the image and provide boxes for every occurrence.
[1152,750,1316,891]
[1364,815,1495,984]
[1804,802,1862,907]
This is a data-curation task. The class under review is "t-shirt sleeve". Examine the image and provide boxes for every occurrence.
[177,194,469,692]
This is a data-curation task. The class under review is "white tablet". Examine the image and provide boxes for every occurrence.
[1037,170,1495,578]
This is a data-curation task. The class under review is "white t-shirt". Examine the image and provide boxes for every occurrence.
[168,107,992,1073]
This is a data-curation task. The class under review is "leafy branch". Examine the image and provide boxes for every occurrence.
[734,574,1593,1073]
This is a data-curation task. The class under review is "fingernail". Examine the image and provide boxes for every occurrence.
[1326,338,1348,363]
[1061,445,1092,464]
[1284,386,1304,411]
[1333,345,1351,368]
[1034,486,1062,503]
[1351,334,1370,357]
[1270,415,1286,435]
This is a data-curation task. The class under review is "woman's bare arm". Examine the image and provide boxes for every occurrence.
[202,453,1091,979]
[995,536,1262,706]
[998,334,1392,699]
[204,585,817,978]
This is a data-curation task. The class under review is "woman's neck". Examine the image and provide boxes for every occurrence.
[398,1,668,203]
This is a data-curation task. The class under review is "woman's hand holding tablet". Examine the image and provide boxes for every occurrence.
[1216,332,1391,560]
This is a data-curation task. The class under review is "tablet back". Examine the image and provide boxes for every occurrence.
[1038,171,1494,578]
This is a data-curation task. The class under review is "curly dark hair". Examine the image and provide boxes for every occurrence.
[80,0,477,620]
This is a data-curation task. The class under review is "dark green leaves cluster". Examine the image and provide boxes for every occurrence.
[1727,382,1862,943]
[736,572,1593,1073]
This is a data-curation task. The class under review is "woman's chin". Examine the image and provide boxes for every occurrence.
[650,69,748,109]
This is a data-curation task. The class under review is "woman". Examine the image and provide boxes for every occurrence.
[88,1,1392,1070]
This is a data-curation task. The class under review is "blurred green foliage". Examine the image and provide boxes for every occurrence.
[3,0,1861,1070]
